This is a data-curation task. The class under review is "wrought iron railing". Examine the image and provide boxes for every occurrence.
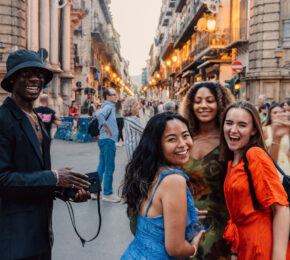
[174,0,202,43]
[193,31,231,56]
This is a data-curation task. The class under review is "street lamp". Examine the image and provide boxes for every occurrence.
[172,56,178,63]
[207,18,217,32]
[274,46,283,68]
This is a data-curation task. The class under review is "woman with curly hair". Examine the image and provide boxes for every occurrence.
[179,81,234,259]
[123,97,144,159]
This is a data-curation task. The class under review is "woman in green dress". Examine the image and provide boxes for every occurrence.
[180,82,234,260]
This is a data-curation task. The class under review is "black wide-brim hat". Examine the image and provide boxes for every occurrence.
[1,49,53,92]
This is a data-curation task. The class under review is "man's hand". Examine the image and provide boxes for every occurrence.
[57,167,91,190]
[73,188,91,202]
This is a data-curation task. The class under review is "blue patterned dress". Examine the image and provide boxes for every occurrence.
[121,169,198,260]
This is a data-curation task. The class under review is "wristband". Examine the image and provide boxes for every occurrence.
[189,244,197,259]
[53,170,59,186]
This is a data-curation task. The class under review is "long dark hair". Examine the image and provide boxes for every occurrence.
[180,82,234,136]
[219,101,266,162]
[121,112,190,212]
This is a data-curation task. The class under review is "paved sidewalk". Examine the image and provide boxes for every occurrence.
[51,139,133,260]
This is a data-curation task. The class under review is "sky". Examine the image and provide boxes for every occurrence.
[110,0,162,76]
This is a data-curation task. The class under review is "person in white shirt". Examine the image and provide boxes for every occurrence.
[123,97,144,159]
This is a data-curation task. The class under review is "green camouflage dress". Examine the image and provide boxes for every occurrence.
[183,147,230,260]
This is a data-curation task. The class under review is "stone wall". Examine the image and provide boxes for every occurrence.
[246,0,290,103]
[0,0,26,103]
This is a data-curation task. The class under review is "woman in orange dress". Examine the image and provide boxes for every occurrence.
[219,101,289,260]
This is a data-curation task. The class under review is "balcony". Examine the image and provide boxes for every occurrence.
[175,0,186,13]
[174,0,204,48]
[181,59,194,71]
[92,23,106,43]
[193,32,231,57]
[160,35,174,59]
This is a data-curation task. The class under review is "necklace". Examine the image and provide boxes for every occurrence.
[22,110,41,131]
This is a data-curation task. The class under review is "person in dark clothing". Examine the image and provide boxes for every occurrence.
[0,49,91,260]
[35,94,61,137]
[116,99,124,146]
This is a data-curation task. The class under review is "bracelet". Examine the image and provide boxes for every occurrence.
[189,244,197,259]
[53,170,59,186]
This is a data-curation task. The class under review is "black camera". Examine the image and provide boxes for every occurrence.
[56,172,102,201]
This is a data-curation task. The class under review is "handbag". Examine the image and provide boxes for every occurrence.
[54,172,102,247]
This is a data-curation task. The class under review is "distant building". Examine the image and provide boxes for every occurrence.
[144,0,290,103]
[0,0,133,115]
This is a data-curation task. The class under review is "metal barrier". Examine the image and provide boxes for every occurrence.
[55,117,95,142]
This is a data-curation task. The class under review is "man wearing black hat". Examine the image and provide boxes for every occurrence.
[0,49,91,260]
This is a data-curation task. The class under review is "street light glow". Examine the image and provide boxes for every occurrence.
[172,56,178,62]
[207,18,216,32]
[105,65,110,71]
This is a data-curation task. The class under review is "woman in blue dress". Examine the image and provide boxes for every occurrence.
[121,112,206,259]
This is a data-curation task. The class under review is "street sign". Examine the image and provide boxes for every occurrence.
[232,61,243,73]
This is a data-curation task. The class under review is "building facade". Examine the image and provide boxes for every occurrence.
[144,0,290,104]
[0,0,133,115]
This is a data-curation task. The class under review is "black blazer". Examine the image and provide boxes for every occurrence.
[0,97,56,260]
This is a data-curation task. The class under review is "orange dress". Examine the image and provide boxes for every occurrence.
[223,147,290,259]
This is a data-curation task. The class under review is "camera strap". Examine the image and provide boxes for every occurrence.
[60,192,102,247]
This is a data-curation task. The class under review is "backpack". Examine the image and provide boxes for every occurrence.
[88,109,112,137]
[243,144,290,210]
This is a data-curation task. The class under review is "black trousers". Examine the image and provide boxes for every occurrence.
[17,251,51,260]
[116,117,124,141]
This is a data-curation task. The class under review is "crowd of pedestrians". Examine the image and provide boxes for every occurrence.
[0,49,289,260]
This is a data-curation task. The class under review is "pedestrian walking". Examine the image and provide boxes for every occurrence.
[88,100,96,117]
[123,97,144,159]
[179,81,234,258]
[116,99,124,147]
[35,94,61,138]
[220,101,290,260]
[121,112,205,259]
[0,49,91,260]
[93,88,120,203]
[263,103,290,174]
